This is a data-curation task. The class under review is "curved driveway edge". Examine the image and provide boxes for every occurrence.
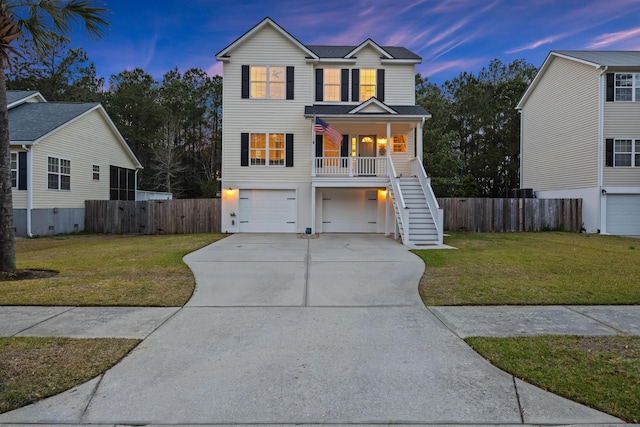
[0,233,622,425]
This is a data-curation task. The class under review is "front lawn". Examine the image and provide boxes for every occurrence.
[415,232,640,305]
[467,335,640,423]
[0,233,224,306]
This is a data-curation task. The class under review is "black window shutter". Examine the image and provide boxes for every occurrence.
[241,65,250,99]
[285,133,294,167]
[605,138,614,166]
[315,134,323,158]
[18,152,27,190]
[286,66,294,100]
[341,69,349,101]
[377,69,385,101]
[351,69,360,102]
[241,133,249,166]
[606,73,614,102]
[315,68,323,102]
[340,134,349,167]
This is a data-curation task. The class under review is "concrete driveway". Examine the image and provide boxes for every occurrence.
[0,233,620,425]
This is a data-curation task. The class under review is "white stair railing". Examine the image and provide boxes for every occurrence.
[410,158,443,245]
[387,157,409,243]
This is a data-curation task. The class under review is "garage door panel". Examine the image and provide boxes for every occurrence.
[322,189,377,233]
[239,190,296,233]
[607,195,640,235]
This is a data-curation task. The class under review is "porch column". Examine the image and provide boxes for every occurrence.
[417,120,423,163]
[311,185,316,234]
[386,122,391,156]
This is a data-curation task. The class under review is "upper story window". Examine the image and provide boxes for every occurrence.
[10,152,17,188]
[48,156,71,190]
[250,133,285,166]
[324,69,341,102]
[251,65,285,99]
[614,139,640,167]
[360,69,377,101]
[614,73,640,102]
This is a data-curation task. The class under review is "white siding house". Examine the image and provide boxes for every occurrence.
[216,18,442,245]
[518,50,640,235]
[8,91,143,236]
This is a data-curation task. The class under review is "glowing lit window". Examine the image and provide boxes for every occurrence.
[392,135,407,153]
[324,69,340,102]
[360,69,376,101]
[250,66,285,99]
[250,133,285,166]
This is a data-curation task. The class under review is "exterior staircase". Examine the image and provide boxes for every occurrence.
[389,176,441,246]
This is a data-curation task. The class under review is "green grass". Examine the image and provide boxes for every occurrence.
[0,337,140,414]
[0,234,224,306]
[466,335,640,423]
[415,232,640,305]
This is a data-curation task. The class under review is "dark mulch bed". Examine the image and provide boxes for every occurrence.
[0,269,58,282]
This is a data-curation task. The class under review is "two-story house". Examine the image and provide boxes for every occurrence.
[216,17,442,245]
[517,51,640,236]
[8,90,142,237]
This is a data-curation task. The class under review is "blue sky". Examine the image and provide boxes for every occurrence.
[72,0,640,85]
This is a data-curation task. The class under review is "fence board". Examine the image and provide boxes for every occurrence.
[85,199,221,234]
[437,198,582,233]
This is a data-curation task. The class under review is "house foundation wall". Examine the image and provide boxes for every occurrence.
[13,208,85,237]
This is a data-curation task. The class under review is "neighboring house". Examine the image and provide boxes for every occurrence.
[517,50,640,236]
[8,90,143,237]
[215,18,442,245]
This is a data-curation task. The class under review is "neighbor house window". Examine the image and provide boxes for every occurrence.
[250,133,285,166]
[360,69,377,101]
[250,65,285,99]
[615,73,640,101]
[324,69,341,102]
[48,156,70,190]
[92,164,100,180]
[10,152,17,188]
[392,135,407,153]
[614,139,640,167]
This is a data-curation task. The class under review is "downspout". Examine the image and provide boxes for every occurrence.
[135,169,139,201]
[22,144,33,237]
[598,66,608,233]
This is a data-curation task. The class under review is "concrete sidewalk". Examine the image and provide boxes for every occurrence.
[0,233,634,426]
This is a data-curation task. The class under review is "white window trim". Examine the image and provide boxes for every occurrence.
[92,164,100,181]
[249,132,286,167]
[47,155,71,191]
[613,138,640,167]
[360,69,377,101]
[250,65,286,100]
[10,152,18,189]
[614,73,640,102]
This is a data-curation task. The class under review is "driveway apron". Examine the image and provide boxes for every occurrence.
[0,233,620,425]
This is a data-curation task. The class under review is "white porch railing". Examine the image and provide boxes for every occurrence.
[387,157,409,242]
[410,158,443,244]
[314,157,388,177]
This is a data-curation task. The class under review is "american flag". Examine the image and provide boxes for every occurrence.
[314,118,343,147]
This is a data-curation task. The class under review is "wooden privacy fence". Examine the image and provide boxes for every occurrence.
[85,199,221,234]
[437,198,583,232]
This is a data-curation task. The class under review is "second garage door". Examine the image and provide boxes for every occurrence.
[322,189,377,232]
[239,189,297,232]
[606,194,640,235]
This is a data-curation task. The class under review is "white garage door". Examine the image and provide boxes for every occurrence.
[322,189,377,232]
[239,189,297,232]
[606,195,640,235]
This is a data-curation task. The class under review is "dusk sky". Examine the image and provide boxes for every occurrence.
[71,0,640,85]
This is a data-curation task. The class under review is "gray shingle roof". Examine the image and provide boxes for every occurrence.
[9,102,99,142]
[7,90,41,106]
[305,104,429,116]
[553,50,640,67]
[306,45,421,60]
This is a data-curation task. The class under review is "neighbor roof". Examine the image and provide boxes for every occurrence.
[7,90,46,108]
[553,50,640,67]
[9,102,99,142]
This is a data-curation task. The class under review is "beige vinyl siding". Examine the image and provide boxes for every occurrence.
[30,109,138,209]
[350,47,415,105]
[521,56,599,190]
[222,24,313,183]
[390,132,415,177]
[603,95,640,186]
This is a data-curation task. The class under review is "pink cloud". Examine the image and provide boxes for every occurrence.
[206,62,223,77]
[423,58,485,76]
[506,35,563,54]
[588,27,640,48]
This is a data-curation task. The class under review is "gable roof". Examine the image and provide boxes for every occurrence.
[215,17,422,63]
[305,104,430,118]
[7,90,46,108]
[216,17,318,60]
